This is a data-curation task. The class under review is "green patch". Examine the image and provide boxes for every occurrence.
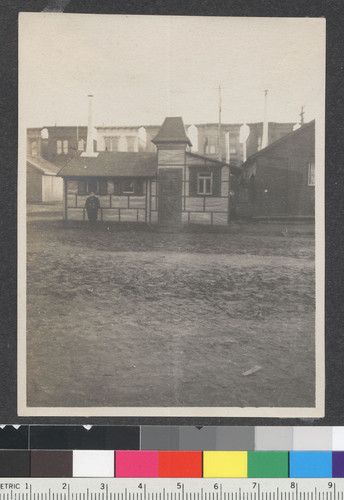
[247,451,289,478]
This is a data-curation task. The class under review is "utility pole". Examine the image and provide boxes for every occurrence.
[262,89,269,149]
[300,105,305,126]
[218,84,222,161]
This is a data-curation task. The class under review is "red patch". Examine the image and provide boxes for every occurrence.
[159,451,203,477]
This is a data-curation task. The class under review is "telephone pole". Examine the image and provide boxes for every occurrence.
[262,89,269,149]
[218,84,222,161]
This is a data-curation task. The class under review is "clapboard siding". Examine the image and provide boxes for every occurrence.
[205,197,228,212]
[158,149,185,165]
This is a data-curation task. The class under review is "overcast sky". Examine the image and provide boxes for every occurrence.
[19,14,325,128]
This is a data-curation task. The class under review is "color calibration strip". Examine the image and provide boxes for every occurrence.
[0,451,344,478]
[1,426,344,478]
[3,426,344,451]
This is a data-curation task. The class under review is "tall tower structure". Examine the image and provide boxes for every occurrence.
[152,117,192,229]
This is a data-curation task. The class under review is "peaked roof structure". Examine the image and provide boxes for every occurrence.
[244,120,315,163]
[152,117,192,146]
[27,155,61,175]
[186,152,242,175]
[57,152,158,178]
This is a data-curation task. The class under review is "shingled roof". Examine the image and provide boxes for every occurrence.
[57,152,158,178]
[152,117,192,146]
[27,155,61,175]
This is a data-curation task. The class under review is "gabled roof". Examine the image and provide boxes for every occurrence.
[152,117,192,146]
[57,152,158,178]
[243,120,315,164]
[186,152,242,174]
[27,155,61,175]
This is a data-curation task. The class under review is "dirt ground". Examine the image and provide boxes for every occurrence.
[26,204,316,408]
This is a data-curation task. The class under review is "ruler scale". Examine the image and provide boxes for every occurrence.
[2,480,344,500]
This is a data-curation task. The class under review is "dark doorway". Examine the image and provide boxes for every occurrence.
[158,168,182,227]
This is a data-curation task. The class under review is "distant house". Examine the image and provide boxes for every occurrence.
[57,117,241,226]
[27,155,63,203]
[237,120,315,219]
[27,126,89,168]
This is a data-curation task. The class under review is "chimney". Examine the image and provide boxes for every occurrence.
[239,123,250,162]
[262,90,269,149]
[81,95,98,157]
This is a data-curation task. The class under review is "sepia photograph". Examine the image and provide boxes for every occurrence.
[18,14,325,417]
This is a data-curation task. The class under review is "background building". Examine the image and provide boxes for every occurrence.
[26,119,299,210]
[246,122,296,158]
[237,120,315,219]
[27,155,63,203]
[27,126,89,167]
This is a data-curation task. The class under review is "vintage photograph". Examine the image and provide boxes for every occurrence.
[18,14,325,417]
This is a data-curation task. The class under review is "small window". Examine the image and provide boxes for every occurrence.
[78,139,85,151]
[107,180,115,194]
[57,139,68,154]
[88,179,98,194]
[197,173,213,195]
[68,180,78,194]
[204,137,209,154]
[104,136,120,152]
[77,180,87,195]
[31,140,38,156]
[204,137,217,155]
[122,180,135,194]
[308,162,315,186]
[99,180,108,195]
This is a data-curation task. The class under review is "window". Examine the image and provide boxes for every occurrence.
[67,180,78,194]
[31,140,38,156]
[229,135,237,154]
[99,180,108,195]
[308,162,315,186]
[197,173,213,195]
[57,139,69,155]
[77,180,110,195]
[104,136,120,152]
[88,179,98,194]
[122,180,135,194]
[78,139,85,151]
[204,137,217,155]
[78,180,87,195]
[107,180,115,194]
[119,179,143,196]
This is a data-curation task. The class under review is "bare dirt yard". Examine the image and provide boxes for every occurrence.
[26,204,316,409]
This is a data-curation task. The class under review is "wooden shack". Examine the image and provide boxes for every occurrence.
[237,120,315,219]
